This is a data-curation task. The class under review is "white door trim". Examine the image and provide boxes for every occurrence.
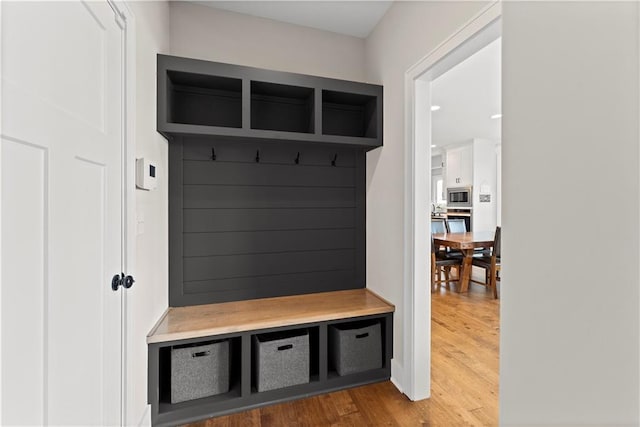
[107,1,137,424]
[0,1,5,419]
[402,1,502,401]
[636,3,640,422]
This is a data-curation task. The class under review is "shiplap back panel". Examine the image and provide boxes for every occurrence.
[170,137,365,306]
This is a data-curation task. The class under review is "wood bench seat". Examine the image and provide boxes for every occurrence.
[147,288,394,344]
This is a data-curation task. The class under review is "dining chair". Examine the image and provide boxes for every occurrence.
[432,218,461,258]
[431,218,447,234]
[446,218,466,233]
[447,217,491,256]
[471,226,501,298]
[431,236,461,292]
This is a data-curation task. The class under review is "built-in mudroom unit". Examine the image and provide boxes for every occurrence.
[147,54,393,426]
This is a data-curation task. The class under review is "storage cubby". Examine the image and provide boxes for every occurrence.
[251,81,314,133]
[156,337,242,415]
[328,319,383,377]
[167,70,242,128]
[322,90,377,138]
[251,327,319,393]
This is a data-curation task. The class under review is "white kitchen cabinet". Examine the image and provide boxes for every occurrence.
[445,144,473,188]
[443,140,498,232]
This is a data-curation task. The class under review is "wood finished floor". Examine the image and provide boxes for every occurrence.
[187,283,499,426]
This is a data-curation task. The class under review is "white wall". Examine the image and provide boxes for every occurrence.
[364,0,490,384]
[501,2,639,424]
[472,138,497,232]
[126,2,170,425]
[170,2,366,81]
[495,144,501,226]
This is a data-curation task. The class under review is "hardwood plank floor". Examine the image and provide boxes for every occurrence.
[187,283,499,426]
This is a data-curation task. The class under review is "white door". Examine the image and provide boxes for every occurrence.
[1,1,124,425]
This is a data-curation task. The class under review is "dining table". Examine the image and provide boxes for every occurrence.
[432,231,495,293]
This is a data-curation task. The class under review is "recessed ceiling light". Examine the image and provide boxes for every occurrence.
[431,144,437,148]
[431,105,441,111]
[491,113,502,119]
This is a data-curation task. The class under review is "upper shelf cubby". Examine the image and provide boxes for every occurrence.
[157,54,383,150]
[251,81,314,134]
[322,90,377,138]
[167,70,242,128]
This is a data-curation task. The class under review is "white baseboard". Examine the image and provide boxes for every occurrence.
[390,358,404,394]
[136,405,151,427]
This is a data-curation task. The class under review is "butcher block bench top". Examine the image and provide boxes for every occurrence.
[147,289,394,344]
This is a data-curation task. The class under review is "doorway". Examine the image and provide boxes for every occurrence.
[402,3,501,401]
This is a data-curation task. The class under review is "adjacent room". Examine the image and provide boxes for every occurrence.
[428,36,502,424]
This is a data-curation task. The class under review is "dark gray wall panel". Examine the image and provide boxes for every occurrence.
[251,97,314,134]
[171,138,364,306]
[183,249,354,282]
[169,140,185,307]
[183,161,354,188]
[183,270,355,296]
[182,137,356,167]
[183,208,355,233]
[183,229,355,257]
[354,152,366,286]
[183,185,355,209]
[182,275,356,305]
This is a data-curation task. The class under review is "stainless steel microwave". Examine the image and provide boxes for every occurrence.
[447,186,472,208]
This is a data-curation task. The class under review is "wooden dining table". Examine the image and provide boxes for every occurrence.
[432,231,495,293]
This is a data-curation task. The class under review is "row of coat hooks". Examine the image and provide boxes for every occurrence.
[210,147,338,166]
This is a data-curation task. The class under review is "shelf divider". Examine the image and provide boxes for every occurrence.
[319,324,328,381]
[241,334,251,398]
[242,79,251,130]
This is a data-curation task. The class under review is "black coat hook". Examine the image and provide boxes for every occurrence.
[211,147,216,161]
[331,153,338,167]
[295,152,300,164]
[256,149,260,163]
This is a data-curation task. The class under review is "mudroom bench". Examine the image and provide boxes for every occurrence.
[147,289,394,426]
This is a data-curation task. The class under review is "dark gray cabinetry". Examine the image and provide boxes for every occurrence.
[158,54,383,149]
[154,56,389,425]
[148,313,392,427]
[160,55,379,308]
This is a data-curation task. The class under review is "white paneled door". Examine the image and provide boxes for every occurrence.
[1,1,125,425]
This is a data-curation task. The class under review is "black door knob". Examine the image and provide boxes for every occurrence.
[123,275,135,289]
[112,273,135,291]
[111,273,123,291]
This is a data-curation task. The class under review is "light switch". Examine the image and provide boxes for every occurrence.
[137,211,145,235]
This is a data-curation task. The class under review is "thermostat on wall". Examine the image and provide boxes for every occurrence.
[136,158,157,190]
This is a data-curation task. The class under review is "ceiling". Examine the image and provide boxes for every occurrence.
[191,1,393,38]
[431,38,501,148]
